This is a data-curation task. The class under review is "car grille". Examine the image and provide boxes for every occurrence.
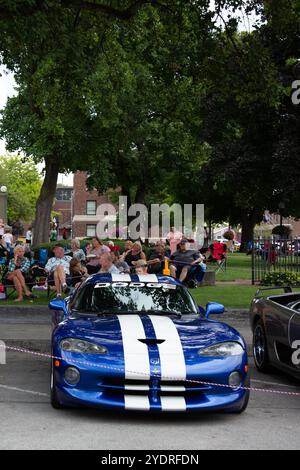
[98,378,212,396]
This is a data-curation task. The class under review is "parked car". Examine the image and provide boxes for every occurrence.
[250,286,300,379]
[49,273,250,413]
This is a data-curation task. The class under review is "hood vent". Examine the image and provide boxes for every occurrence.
[138,338,165,345]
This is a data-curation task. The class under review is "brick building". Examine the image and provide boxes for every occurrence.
[72,171,113,238]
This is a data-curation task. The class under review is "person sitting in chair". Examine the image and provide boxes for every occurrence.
[169,239,205,283]
[6,245,35,302]
[45,244,72,297]
[98,252,120,274]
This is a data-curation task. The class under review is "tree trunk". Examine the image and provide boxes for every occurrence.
[32,159,59,246]
[135,185,147,205]
[240,209,262,252]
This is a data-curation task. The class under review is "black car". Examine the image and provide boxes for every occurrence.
[250,287,300,379]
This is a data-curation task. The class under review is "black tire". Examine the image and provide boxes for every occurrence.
[253,319,271,372]
[50,360,65,409]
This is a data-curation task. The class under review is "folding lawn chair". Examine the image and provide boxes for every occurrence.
[207,242,227,274]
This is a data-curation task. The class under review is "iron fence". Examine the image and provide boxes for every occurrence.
[251,237,300,284]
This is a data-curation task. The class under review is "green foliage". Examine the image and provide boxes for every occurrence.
[1,0,300,246]
[261,272,300,287]
[272,225,292,237]
[0,155,42,223]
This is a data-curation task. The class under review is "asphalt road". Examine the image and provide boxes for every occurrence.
[0,308,300,450]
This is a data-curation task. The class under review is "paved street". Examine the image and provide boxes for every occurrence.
[0,308,300,450]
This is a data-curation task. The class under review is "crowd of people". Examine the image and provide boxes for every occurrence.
[0,225,215,300]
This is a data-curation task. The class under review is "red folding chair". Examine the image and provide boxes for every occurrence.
[207,242,227,273]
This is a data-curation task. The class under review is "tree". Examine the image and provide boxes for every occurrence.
[0,155,42,225]
[0,0,273,244]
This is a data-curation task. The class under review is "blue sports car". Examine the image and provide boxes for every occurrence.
[49,273,250,413]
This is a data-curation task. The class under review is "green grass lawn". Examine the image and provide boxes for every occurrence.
[213,252,252,281]
[2,282,297,310]
[190,285,257,309]
[1,289,50,306]
[1,284,257,309]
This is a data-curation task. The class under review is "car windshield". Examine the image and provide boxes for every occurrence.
[71,281,198,316]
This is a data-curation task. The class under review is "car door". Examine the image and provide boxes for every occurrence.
[263,297,294,362]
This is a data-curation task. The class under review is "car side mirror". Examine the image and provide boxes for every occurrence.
[49,298,67,327]
[49,298,65,311]
[205,302,225,318]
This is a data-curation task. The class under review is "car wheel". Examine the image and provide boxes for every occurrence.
[253,319,271,372]
[50,359,65,409]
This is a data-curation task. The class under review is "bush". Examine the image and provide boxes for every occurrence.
[31,238,151,258]
[261,271,300,286]
[272,225,292,237]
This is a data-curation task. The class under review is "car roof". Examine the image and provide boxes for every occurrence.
[84,273,182,287]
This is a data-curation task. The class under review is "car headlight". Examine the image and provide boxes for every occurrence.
[60,338,107,354]
[198,342,244,357]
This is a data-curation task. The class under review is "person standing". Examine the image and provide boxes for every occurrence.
[0,218,5,238]
[50,224,57,242]
[3,228,13,250]
[62,227,68,240]
[25,227,32,246]
[166,226,183,254]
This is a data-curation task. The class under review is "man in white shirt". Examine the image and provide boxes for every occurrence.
[45,244,72,297]
[98,253,120,274]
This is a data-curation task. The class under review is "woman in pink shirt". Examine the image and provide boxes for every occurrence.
[167,226,183,254]
[86,237,110,274]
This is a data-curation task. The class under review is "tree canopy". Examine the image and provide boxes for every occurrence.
[0,155,42,224]
[0,0,299,245]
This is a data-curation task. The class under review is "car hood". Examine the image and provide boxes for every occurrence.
[54,313,244,357]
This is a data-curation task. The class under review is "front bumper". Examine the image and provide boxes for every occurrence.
[52,353,249,412]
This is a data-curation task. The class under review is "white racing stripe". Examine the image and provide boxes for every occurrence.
[124,395,150,411]
[160,396,186,411]
[111,273,132,282]
[137,274,158,283]
[117,315,150,381]
[148,315,186,381]
[125,384,149,391]
[160,385,185,392]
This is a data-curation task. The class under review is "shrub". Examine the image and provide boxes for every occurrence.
[272,225,292,237]
[261,271,300,286]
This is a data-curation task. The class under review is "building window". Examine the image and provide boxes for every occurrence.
[86,200,97,215]
[55,188,73,201]
[86,224,96,237]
